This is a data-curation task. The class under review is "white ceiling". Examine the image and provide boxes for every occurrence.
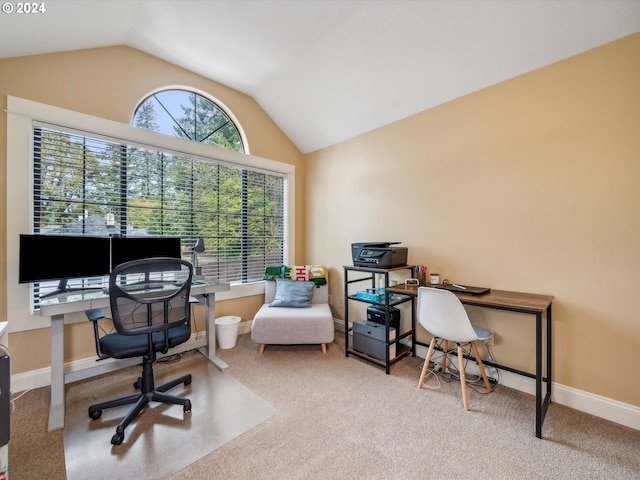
[1,0,639,153]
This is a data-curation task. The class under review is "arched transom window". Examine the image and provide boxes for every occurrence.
[133,89,244,152]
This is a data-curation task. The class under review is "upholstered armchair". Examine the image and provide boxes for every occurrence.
[251,265,334,354]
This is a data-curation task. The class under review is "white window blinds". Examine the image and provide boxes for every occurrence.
[32,123,286,288]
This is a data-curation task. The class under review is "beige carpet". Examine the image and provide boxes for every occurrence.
[175,334,640,480]
[62,350,275,480]
[9,333,640,479]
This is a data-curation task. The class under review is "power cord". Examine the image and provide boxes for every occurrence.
[9,388,32,415]
[418,340,495,393]
[157,347,200,365]
[484,338,500,384]
[157,353,182,364]
[417,360,442,390]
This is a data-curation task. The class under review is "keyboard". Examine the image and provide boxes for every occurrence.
[435,283,491,295]
[122,282,172,292]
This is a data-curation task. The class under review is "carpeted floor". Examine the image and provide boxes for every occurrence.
[9,333,640,479]
[176,334,640,480]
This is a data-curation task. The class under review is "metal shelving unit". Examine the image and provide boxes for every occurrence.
[343,265,416,373]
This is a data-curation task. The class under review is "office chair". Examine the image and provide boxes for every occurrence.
[87,257,194,445]
[416,287,493,411]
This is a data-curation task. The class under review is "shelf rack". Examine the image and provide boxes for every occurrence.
[343,265,416,373]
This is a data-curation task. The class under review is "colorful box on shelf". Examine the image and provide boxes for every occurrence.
[355,288,394,302]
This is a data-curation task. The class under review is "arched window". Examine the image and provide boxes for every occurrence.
[133,89,244,152]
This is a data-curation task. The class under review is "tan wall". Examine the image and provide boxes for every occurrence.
[0,46,304,374]
[305,33,640,407]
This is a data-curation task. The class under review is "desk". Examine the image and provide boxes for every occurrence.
[39,279,230,432]
[387,284,553,439]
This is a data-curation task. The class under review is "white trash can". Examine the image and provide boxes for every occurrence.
[215,315,241,349]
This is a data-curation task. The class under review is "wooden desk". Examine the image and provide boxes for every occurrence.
[39,279,230,432]
[387,284,553,439]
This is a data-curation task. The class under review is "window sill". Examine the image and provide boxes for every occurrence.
[215,281,265,301]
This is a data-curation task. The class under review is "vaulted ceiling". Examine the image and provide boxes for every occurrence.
[1,1,639,153]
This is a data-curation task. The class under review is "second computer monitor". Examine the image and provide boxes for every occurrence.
[110,236,182,269]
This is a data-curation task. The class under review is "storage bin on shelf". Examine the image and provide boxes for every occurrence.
[354,288,395,303]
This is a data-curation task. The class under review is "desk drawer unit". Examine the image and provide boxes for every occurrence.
[352,321,396,361]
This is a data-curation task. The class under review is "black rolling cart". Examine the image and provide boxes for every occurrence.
[343,265,416,373]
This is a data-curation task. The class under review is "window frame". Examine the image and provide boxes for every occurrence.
[6,95,295,332]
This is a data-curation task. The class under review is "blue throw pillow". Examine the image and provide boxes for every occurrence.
[270,279,314,308]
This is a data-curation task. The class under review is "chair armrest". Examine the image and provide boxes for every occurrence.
[85,309,105,322]
[85,309,110,360]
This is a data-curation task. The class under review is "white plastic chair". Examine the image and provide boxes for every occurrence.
[417,287,493,410]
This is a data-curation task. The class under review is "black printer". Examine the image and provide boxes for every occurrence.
[351,242,408,268]
[367,305,400,330]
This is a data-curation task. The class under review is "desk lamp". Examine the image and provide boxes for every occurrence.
[191,238,205,279]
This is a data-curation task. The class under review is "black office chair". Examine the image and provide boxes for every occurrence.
[87,257,194,445]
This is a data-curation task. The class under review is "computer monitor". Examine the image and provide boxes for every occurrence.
[110,236,182,268]
[19,234,112,296]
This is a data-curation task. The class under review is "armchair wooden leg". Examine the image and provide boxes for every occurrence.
[259,344,265,354]
[321,343,327,354]
[418,337,437,388]
[458,343,469,411]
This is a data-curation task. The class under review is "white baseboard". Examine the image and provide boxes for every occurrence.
[238,320,252,335]
[335,319,640,431]
[552,383,640,431]
[334,318,351,333]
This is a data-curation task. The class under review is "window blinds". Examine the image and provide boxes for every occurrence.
[32,123,286,294]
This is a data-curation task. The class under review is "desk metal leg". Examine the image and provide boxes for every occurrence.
[535,306,553,439]
[535,311,542,438]
[546,305,552,402]
[48,314,65,432]
[198,293,229,371]
[541,306,553,436]
[411,296,416,356]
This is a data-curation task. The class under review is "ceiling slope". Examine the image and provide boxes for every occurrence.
[1,1,639,153]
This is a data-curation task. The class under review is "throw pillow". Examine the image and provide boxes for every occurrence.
[270,278,314,308]
[292,265,310,281]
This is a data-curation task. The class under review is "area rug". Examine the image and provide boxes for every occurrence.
[62,351,275,480]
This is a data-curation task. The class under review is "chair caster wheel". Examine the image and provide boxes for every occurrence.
[134,376,142,389]
[184,376,192,386]
[89,408,102,420]
[184,400,192,413]
[111,431,124,445]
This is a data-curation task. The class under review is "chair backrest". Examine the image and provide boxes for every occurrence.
[109,258,193,349]
[417,287,480,343]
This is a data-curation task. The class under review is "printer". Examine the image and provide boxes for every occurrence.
[351,242,408,268]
